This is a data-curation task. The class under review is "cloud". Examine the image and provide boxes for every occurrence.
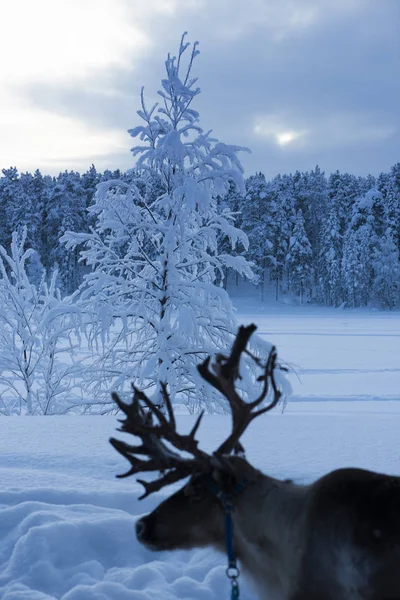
[253,111,396,149]
[0,0,149,172]
[0,0,399,176]
[0,0,148,84]
[0,95,129,173]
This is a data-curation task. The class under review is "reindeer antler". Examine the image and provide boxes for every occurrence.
[198,324,281,456]
[110,324,282,497]
[109,383,209,499]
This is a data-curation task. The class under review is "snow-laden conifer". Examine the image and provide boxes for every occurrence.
[373,228,400,309]
[285,209,312,304]
[63,34,262,413]
[318,205,342,306]
[341,189,379,307]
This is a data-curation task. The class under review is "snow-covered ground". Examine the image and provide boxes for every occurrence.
[235,295,400,404]
[1,304,400,599]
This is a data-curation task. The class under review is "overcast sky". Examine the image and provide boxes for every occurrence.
[1,0,399,179]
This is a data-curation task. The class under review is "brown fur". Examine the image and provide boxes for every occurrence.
[136,457,400,600]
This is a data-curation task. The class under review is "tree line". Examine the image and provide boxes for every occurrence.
[225,164,400,308]
[0,162,399,308]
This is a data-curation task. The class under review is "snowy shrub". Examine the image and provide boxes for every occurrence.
[0,228,83,415]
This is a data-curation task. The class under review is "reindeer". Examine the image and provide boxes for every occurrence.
[110,324,400,600]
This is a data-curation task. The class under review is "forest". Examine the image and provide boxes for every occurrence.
[0,161,399,308]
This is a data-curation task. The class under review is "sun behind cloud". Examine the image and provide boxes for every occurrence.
[253,117,308,148]
[275,131,305,146]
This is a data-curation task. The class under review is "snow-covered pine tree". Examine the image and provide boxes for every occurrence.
[381,163,400,252]
[45,171,87,293]
[6,172,34,246]
[341,189,380,307]
[82,165,100,209]
[267,175,295,301]
[193,179,247,296]
[242,172,270,299]
[285,209,312,303]
[0,167,20,249]
[341,228,360,308]
[221,180,247,288]
[328,170,360,236]
[292,167,328,295]
[359,173,377,195]
[373,228,400,309]
[29,169,49,255]
[318,204,342,306]
[63,34,260,413]
[293,167,328,245]
[81,165,101,229]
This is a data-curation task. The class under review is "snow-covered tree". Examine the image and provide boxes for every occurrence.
[373,228,400,309]
[0,167,20,249]
[341,228,360,308]
[328,170,360,235]
[242,173,270,298]
[0,228,81,415]
[318,205,342,306]
[45,171,87,292]
[292,166,328,286]
[267,175,295,300]
[285,209,312,303]
[379,163,400,251]
[63,34,259,413]
[217,181,247,288]
[341,189,381,307]
[30,170,50,254]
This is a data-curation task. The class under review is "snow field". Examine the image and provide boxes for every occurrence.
[1,306,400,599]
[236,302,400,403]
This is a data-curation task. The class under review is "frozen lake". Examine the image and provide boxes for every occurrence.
[236,300,400,403]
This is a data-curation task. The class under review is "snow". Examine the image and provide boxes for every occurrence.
[1,304,400,599]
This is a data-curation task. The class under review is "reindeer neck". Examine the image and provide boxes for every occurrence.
[232,475,309,600]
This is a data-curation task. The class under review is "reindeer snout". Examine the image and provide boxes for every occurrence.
[136,515,167,550]
[136,518,147,541]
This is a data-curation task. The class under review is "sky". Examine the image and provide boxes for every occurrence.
[0,0,399,179]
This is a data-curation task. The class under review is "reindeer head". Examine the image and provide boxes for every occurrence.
[110,324,282,553]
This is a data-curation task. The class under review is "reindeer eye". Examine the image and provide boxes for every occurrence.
[184,483,195,497]
[189,491,206,504]
[211,468,237,492]
[184,480,206,502]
